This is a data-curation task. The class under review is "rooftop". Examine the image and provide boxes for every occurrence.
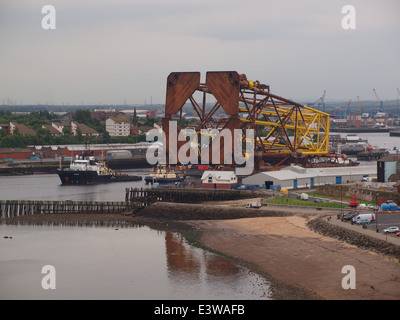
[251,165,376,180]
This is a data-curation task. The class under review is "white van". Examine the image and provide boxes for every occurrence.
[352,213,375,224]
[300,193,309,200]
[246,202,261,209]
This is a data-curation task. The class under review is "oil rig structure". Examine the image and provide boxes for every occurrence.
[162,71,332,172]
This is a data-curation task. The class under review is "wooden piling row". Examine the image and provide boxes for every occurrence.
[125,187,253,207]
[0,200,129,218]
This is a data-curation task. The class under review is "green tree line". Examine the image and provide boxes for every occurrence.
[0,130,146,149]
[0,109,147,148]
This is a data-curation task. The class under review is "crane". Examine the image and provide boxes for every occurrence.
[357,96,362,114]
[308,90,326,112]
[347,99,352,112]
[373,88,383,113]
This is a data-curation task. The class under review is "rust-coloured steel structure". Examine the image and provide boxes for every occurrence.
[162,71,331,170]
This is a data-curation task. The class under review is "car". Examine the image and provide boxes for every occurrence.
[383,226,400,234]
[342,214,357,221]
[397,232,400,237]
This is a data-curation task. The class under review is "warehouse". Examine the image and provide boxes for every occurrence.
[242,164,377,190]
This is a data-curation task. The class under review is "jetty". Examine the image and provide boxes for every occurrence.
[125,187,259,208]
[0,200,128,218]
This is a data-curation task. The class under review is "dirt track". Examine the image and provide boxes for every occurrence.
[190,215,400,300]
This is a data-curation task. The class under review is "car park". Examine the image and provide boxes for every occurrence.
[383,226,400,234]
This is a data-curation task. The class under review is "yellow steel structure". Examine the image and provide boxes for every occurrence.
[238,104,330,156]
[163,71,331,167]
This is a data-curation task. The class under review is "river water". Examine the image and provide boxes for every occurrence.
[0,170,271,300]
[0,131,397,299]
[354,132,399,151]
[0,224,270,300]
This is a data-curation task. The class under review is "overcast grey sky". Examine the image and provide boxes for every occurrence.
[0,0,399,105]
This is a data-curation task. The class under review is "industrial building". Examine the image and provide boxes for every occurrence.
[242,164,377,190]
[377,154,400,182]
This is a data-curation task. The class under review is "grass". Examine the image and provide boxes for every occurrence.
[304,191,378,206]
[265,196,346,208]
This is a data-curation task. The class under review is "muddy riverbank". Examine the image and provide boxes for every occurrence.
[2,202,400,300]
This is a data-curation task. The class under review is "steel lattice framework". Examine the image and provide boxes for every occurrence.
[162,71,330,168]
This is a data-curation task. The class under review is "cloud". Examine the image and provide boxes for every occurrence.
[0,0,398,105]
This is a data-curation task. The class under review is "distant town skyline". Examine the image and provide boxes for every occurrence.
[0,0,399,106]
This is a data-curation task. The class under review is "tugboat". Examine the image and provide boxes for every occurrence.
[57,154,142,185]
[144,164,184,184]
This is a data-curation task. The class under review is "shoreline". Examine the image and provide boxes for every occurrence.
[1,203,400,300]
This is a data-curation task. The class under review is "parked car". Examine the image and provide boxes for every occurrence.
[397,232,400,237]
[355,218,371,225]
[352,213,375,224]
[383,226,400,234]
[342,213,357,221]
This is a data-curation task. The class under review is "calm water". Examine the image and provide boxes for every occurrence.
[0,224,271,300]
[0,168,151,202]
[0,171,271,300]
[337,132,399,151]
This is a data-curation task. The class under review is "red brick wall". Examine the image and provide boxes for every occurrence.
[202,183,232,189]
[0,151,34,160]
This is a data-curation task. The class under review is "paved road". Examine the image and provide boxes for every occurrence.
[262,201,400,246]
[326,214,400,246]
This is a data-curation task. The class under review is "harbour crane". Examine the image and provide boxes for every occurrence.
[357,96,362,114]
[347,99,352,112]
[373,89,383,113]
[308,90,326,112]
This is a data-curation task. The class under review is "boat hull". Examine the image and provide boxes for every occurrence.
[57,170,142,185]
[144,176,184,184]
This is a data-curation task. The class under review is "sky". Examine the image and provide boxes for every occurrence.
[0,0,399,106]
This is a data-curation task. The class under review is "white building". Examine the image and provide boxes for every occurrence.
[242,164,377,190]
[106,118,131,137]
[201,171,238,189]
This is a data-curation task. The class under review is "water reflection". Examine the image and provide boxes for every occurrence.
[165,232,270,299]
[166,233,201,277]
[0,224,271,300]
